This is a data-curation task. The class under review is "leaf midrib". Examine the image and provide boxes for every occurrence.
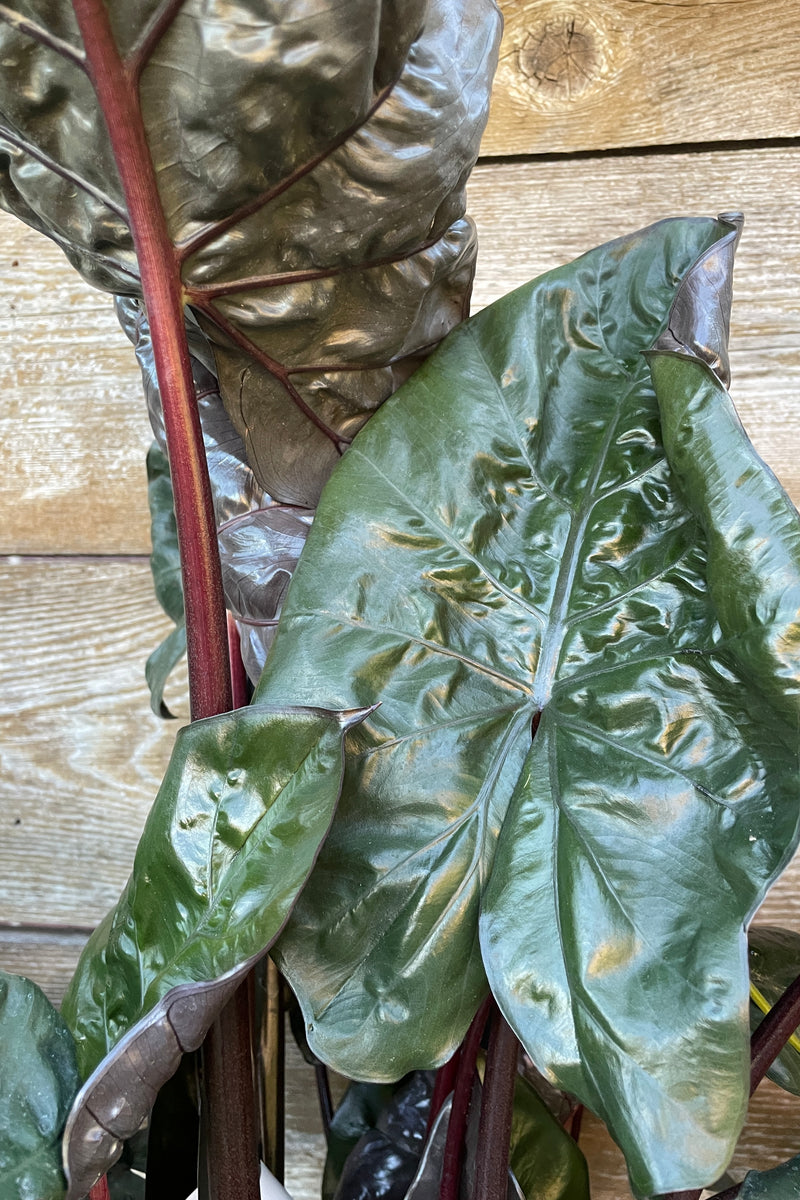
[531,376,639,711]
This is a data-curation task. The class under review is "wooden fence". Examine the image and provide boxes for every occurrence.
[1,1,799,1194]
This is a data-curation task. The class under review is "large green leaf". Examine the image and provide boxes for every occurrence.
[0,0,500,507]
[0,971,80,1200]
[747,925,800,1095]
[61,702,368,1199]
[256,216,800,1194]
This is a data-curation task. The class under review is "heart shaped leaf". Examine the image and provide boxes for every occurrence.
[0,971,80,1200]
[61,702,369,1198]
[256,215,800,1194]
[0,0,500,507]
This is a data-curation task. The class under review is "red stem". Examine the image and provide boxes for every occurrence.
[428,1048,461,1135]
[71,0,231,724]
[439,996,492,1200]
[88,1177,110,1200]
[749,969,800,1092]
[568,1103,583,1143]
[473,1010,519,1200]
[227,613,251,709]
[69,5,256,1198]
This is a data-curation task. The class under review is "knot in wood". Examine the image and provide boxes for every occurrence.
[518,15,601,102]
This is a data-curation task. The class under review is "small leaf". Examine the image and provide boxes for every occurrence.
[145,622,187,720]
[146,444,183,626]
[748,925,800,1095]
[61,702,369,1199]
[509,1072,589,1200]
[329,1074,431,1200]
[144,442,186,717]
[738,1153,800,1199]
[257,215,800,1194]
[323,1081,397,1200]
[0,971,80,1200]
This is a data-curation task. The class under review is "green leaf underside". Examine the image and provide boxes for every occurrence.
[508,1071,589,1200]
[748,926,800,1095]
[256,217,800,1195]
[145,443,186,717]
[738,1154,800,1199]
[62,704,358,1078]
[0,972,79,1200]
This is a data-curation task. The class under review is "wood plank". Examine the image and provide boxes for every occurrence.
[0,928,88,1008]
[469,145,800,509]
[1,147,799,553]
[484,0,800,156]
[0,219,153,555]
[0,556,186,928]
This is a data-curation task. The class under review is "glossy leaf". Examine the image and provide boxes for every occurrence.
[748,925,800,1095]
[330,1073,431,1200]
[323,1080,397,1200]
[60,702,368,1199]
[119,300,313,685]
[0,971,80,1200]
[0,0,501,507]
[402,1085,525,1200]
[145,442,186,716]
[738,1154,800,1199]
[508,1072,589,1200]
[257,216,800,1194]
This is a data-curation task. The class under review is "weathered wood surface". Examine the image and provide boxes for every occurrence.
[1,144,799,557]
[0,559,186,928]
[0,220,152,556]
[486,0,800,156]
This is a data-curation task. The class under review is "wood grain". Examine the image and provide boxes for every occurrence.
[485,0,800,156]
[0,557,186,928]
[0,220,153,555]
[468,145,800,508]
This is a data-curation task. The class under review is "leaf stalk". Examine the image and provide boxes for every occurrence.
[68,4,256,1197]
[472,1009,519,1200]
[439,996,492,1200]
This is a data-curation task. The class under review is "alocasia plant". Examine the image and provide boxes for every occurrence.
[3,4,800,1200]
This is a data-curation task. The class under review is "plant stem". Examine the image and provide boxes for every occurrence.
[473,1010,519,1200]
[428,1048,461,1135]
[439,996,492,1200]
[259,957,286,1181]
[749,968,800,1091]
[315,1064,334,1138]
[200,977,260,1197]
[70,0,231,724]
[69,5,256,1197]
[568,1103,583,1143]
[88,1177,110,1200]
